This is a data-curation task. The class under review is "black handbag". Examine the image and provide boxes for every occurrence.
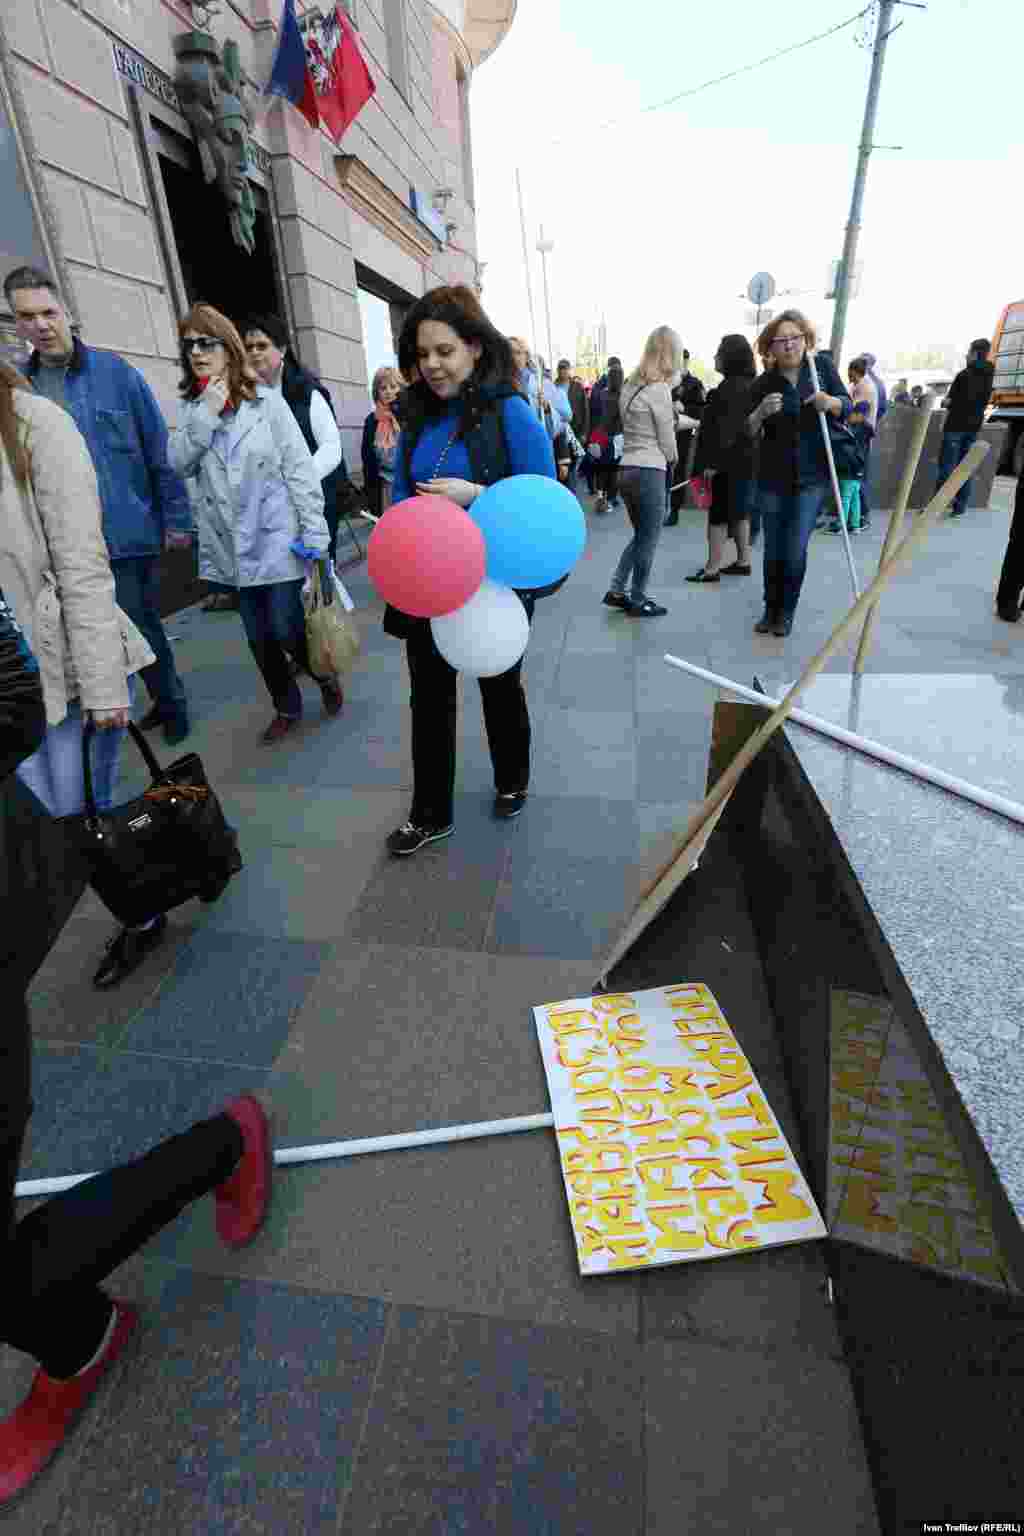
[826,416,870,479]
[62,722,242,927]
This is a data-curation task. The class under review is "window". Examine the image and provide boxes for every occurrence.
[383,0,410,102]
[358,284,398,386]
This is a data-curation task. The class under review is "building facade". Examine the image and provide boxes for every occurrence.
[0,0,514,465]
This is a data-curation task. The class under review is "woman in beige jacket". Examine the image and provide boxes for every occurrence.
[0,361,166,988]
[602,326,683,617]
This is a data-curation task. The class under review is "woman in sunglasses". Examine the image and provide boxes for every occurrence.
[746,309,851,637]
[169,305,342,744]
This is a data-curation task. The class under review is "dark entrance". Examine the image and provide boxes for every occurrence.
[156,129,285,331]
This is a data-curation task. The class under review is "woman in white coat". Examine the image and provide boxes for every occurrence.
[168,304,341,745]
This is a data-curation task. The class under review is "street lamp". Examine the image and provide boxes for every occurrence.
[536,226,555,373]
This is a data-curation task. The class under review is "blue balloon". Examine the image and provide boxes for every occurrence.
[469,476,586,590]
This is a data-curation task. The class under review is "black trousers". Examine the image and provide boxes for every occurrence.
[996,470,1024,612]
[2,994,242,1378]
[406,607,533,827]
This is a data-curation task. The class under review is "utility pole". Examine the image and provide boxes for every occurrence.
[829,0,896,364]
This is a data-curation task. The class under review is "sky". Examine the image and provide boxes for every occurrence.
[469,0,1021,379]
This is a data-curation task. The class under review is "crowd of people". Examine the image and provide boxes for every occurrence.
[0,248,1019,1502]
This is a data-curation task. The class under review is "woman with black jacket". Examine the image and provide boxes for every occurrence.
[361,366,404,518]
[383,285,555,857]
[687,334,759,583]
[746,310,852,637]
[244,314,349,563]
[0,580,272,1505]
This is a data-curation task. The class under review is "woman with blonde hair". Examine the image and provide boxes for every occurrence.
[745,308,851,637]
[168,303,340,745]
[361,365,404,517]
[602,325,682,616]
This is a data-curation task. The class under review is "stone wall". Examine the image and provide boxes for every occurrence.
[868,407,1008,512]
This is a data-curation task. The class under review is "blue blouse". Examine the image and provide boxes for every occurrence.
[390,394,556,504]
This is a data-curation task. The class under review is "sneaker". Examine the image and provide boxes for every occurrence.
[93,915,168,990]
[0,1300,139,1506]
[261,714,299,745]
[997,604,1020,624]
[773,616,794,637]
[626,598,668,617]
[594,495,608,514]
[494,790,527,820]
[826,521,843,534]
[386,820,454,856]
[754,611,777,634]
[215,1095,272,1248]
[320,679,344,717]
[602,590,628,610]
[720,561,751,575]
[685,568,720,583]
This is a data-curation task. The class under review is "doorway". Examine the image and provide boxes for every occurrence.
[158,141,283,329]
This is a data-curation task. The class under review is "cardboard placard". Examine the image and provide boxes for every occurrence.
[534,983,826,1275]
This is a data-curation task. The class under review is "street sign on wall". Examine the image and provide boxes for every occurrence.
[747,271,776,306]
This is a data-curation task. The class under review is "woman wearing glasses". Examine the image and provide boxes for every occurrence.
[169,305,341,745]
[747,309,851,636]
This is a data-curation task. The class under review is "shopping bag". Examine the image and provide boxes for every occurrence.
[304,560,360,677]
[688,473,714,512]
[61,723,243,927]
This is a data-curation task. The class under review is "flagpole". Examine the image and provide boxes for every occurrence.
[515,168,540,375]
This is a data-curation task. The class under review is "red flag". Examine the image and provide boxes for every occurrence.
[304,6,376,144]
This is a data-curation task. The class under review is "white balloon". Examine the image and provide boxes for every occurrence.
[430,579,529,677]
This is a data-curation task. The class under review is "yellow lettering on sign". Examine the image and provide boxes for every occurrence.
[631,1119,689,1157]
[743,1168,813,1224]
[685,1158,733,1187]
[618,1089,668,1123]
[575,1088,625,1120]
[569,1064,615,1094]
[557,1040,605,1070]
[658,1066,704,1100]
[592,993,637,1014]
[614,1061,662,1091]
[899,1202,960,1267]
[566,1166,635,1200]
[838,1174,898,1233]
[635,1155,689,1196]
[695,1187,759,1249]
[706,1073,754,1102]
[717,1090,775,1129]
[832,1142,894,1177]
[726,1130,786,1167]
[547,1008,602,1037]
[577,1226,649,1268]
[832,1067,890,1109]
[648,1201,704,1253]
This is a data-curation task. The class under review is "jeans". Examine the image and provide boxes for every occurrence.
[610,467,668,602]
[406,607,533,828]
[17,693,127,816]
[237,579,320,718]
[759,483,826,620]
[1,991,243,1376]
[112,556,187,724]
[937,430,978,515]
[838,479,862,531]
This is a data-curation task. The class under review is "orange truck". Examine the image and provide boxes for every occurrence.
[990,301,1024,475]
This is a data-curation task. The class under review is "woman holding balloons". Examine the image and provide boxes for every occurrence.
[369,286,576,857]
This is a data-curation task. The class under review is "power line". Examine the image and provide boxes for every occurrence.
[581,4,874,138]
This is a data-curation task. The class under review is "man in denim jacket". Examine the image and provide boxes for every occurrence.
[6,266,192,744]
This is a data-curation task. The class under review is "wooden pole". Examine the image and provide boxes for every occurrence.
[853,403,932,673]
[596,438,990,985]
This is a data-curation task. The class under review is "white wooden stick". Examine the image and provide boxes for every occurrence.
[13,1113,556,1200]
[663,655,1024,828]
[808,350,859,599]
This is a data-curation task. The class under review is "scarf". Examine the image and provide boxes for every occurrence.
[374,401,400,453]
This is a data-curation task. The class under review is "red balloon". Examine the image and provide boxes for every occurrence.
[368,496,486,618]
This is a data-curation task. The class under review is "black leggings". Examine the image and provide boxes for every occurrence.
[2,994,242,1378]
[406,609,533,828]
